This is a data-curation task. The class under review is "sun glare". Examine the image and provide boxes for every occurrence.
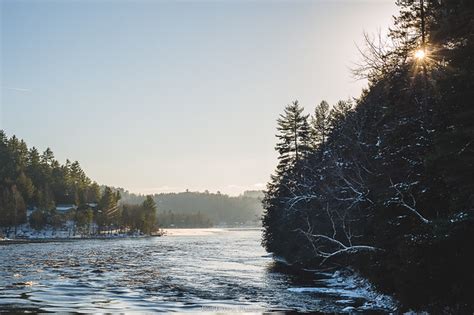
[414,49,426,61]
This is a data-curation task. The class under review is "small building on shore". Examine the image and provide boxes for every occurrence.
[55,204,77,213]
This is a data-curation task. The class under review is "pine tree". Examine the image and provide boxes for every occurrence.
[0,185,26,236]
[311,100,331,148]
[275,100,311,172]
[97,186,120,233]
[16,172,35,204]
[329,100,353,131]
[141,195,157,234]
[262,101,311,255]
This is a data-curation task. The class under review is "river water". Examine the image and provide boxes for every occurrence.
[0,228,395,313]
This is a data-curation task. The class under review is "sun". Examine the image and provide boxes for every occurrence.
[414,49,426,61]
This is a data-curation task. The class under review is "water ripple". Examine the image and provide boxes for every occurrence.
[0,229,394,313]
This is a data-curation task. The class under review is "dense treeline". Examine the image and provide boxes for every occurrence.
[0,131,99,230]
[0,132,158,236]
[118,189,263,226]
[158,210,212,228]
[262,0,473,312]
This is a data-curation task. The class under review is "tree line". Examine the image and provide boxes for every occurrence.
[158,210,212,228]
[0,132,158,236]
[117,188,263,226]
[262,0,473,312]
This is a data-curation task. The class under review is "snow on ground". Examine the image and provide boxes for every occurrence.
[288,269,398,312]
[1,223,146,240]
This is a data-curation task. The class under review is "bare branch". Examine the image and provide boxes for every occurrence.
[388,178,431,224]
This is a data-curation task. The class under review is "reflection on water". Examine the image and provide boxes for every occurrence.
[0,229,394,313]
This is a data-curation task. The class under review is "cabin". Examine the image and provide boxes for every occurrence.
[55,204,77,213]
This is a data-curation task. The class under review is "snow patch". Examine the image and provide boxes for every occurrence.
[287,269,398,312]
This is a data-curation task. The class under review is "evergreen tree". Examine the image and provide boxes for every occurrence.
[275,101,312,171]
[97,186,120,233]
[141,195,157,234]
[0,186,26,234]
[328,100,353,131]
[16,172,35,204]
[262,101,312,256]
[311,100,331,148]
[41,148,55,166]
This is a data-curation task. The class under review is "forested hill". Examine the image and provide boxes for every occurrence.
[262,0,473,312]
[116,189,263,226]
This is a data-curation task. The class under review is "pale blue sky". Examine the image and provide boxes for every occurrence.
[1,0,397,195]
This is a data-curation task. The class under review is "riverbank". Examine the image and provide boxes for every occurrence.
[0,227,165,245]
[0,227,261,244]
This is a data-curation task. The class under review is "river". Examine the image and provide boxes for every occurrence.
[0,228,395,313]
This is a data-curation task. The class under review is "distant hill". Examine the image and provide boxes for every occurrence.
[242,190,265,199]
[116,188,263,226]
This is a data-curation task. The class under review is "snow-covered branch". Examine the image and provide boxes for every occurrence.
[388,178,431,224]
[294,215,382,266]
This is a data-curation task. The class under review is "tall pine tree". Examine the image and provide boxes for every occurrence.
[262,101,312,256]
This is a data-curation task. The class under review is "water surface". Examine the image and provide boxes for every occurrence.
[0,228,393,313]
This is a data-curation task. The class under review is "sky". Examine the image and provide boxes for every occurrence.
[0,0,398,196]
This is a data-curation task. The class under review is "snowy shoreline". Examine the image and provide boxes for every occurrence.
[286,267,399,312]
[0,234,161,245]
[0,224,164,245]
[1,227,263,244]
